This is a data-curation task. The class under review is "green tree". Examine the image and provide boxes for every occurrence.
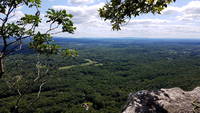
[0,0,77,77]
[99,0,176,30]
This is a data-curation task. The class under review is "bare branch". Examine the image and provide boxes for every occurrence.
[50,31,63,35]
[0,18,3,21]
[37,82,46,98]
[15,87,24,113]
[27,81,46,108]
[34,54,41,82]
[46,22,60,34]
[7,36,29,47]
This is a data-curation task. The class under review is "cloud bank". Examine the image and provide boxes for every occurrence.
[10,0,200,38]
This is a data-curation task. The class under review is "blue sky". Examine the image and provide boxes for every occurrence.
[17,0,200,38]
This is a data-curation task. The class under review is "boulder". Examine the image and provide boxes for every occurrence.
[122,87,200,113]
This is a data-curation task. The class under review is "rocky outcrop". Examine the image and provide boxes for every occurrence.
[122,87,200,113]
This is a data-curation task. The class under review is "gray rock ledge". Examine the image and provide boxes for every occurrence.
[122,87,200,113]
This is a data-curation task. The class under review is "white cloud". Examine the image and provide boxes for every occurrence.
[2,0,200,38]
[49,0,200,38]
[163,1,200,14]
[129,19,170,25]
[52,3,112,37]
[52,3,105,25]
[9,10,24,23]
[162,1,200,22]
[162,6,182,15]
[182,1,200,14]
[68,0,94,5]
[177,14,200,22]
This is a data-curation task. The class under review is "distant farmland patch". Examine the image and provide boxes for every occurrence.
[59,59,103,70]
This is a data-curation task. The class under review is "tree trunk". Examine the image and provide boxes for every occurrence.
[0,56,4,77]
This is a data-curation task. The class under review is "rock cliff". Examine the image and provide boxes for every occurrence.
[122,87,200,113]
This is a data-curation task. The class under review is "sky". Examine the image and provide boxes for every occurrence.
[16,0,200,38]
